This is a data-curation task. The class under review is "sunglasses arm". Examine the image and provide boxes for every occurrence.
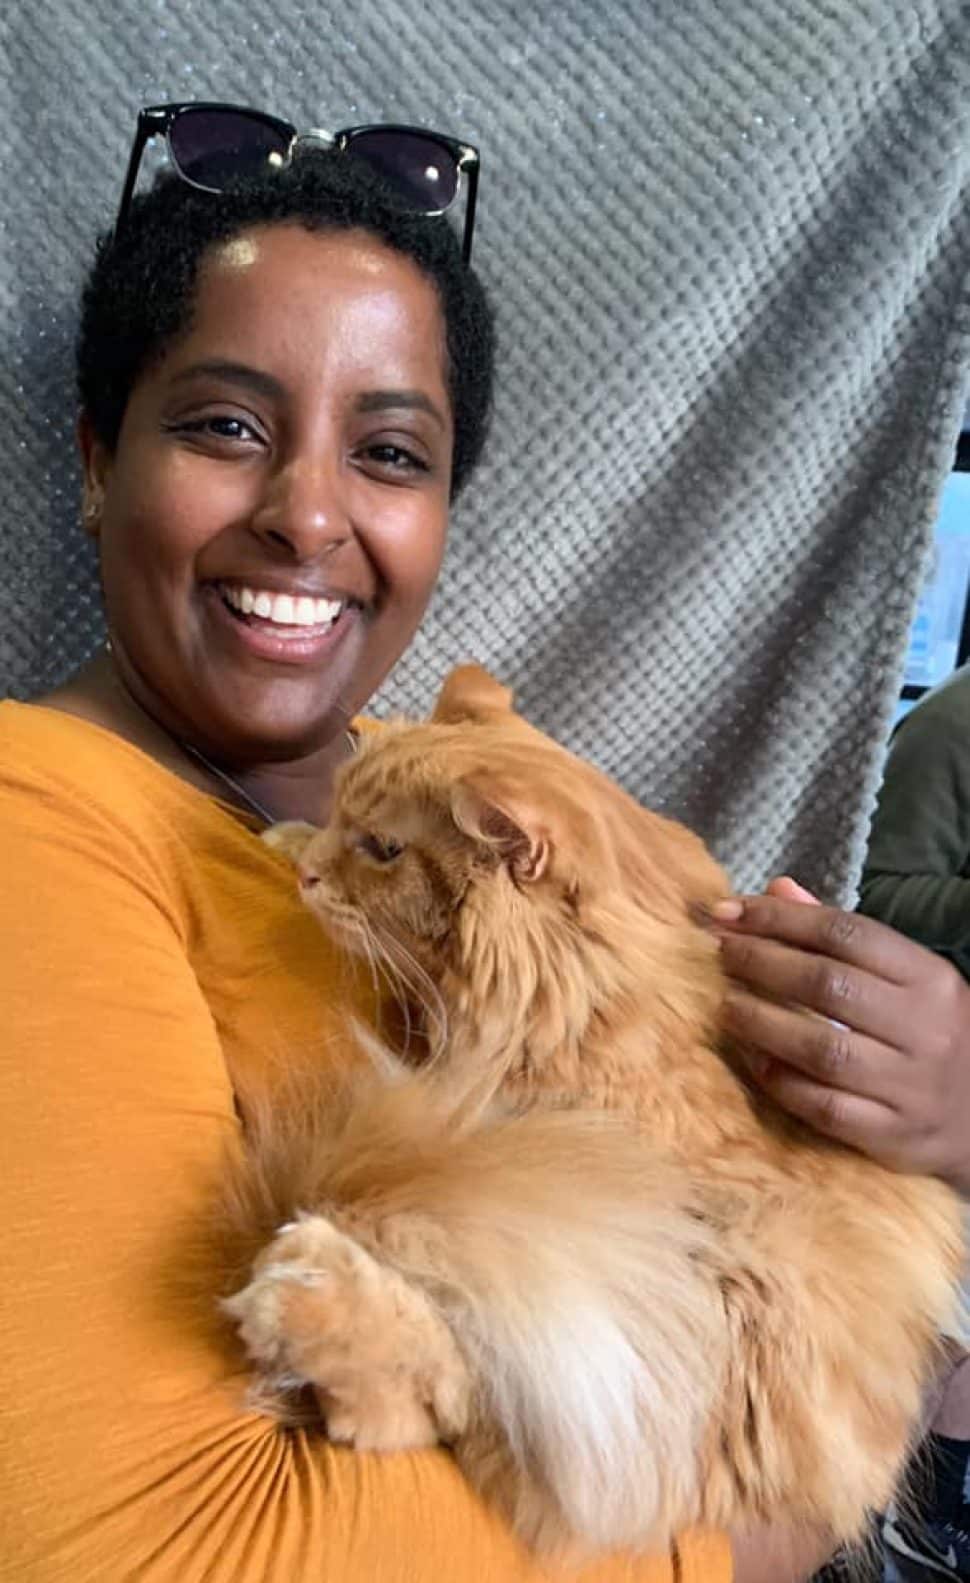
[115,108,168,231]
[461,158,479,266]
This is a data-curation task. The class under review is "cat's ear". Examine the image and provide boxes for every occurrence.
[432,664,514,726]
[450,777,550,883]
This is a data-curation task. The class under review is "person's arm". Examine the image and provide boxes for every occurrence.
[0,767,730,1583]
[731,1525,838,1583]
[858,694,970,955]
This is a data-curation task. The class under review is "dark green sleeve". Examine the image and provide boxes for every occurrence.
[858,678,970,968]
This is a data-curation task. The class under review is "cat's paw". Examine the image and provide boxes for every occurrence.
[223,1215,470,1452]
[262,821,321,864]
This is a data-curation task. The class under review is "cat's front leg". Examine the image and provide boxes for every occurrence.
[224,1214,471,1452]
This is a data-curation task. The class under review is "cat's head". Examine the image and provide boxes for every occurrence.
[297,665,727,1057]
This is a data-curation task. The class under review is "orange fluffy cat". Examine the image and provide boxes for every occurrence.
[224,664,964,1560]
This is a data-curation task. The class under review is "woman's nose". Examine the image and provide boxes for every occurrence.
[250,458,350,559]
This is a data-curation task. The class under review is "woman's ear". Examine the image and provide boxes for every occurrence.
[77,412,112,539]
[450,775,550,883]
[432,663,515,726]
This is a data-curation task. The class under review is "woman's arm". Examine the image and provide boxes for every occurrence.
[0,766,728,1583]
[857,692,970,958]
[732,1526,837,1583]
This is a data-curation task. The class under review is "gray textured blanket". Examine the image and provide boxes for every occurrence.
[3,0,970,900]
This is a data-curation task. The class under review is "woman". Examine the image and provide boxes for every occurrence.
[0,108,965,1582]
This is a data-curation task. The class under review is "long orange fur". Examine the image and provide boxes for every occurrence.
[224,664,965,1560]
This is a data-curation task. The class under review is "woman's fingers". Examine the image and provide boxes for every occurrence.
[722,983,900,1101]
[716,927,910,1049]
[724,987,901,1148]
[739,1055,899,1151]
[711,893,935,989]
[710,887,970,1181]
[764,875,821,906]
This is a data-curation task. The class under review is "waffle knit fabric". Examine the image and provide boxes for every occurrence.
[3,0,970,899]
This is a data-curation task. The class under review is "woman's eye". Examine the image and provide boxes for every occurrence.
[166,415,264,445]
[362,442,429,474]
[207,417,254,440]
[357,833,405,864]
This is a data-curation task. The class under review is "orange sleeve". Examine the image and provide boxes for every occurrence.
[0,746,730,1583]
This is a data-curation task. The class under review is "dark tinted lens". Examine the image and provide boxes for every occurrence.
[346,131,459,212]
[169,110,290,190]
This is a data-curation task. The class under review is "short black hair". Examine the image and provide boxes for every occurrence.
[76,150,495,498]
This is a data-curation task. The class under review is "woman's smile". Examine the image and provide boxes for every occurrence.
[203,579,362,666]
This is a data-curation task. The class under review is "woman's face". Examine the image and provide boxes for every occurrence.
[82,224,454,761]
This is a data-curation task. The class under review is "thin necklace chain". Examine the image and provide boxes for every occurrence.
[104,640,357,826]
[176,730,359,827]
[174,737,276,825]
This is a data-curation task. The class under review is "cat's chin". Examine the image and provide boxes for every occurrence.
[314,918,368,961]
[301,896,367,954]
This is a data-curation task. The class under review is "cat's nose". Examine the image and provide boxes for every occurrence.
[299,866,320,891]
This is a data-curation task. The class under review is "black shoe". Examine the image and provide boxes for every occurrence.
[882,1508,970,1580]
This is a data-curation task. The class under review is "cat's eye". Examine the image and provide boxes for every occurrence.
[356,832,405,864]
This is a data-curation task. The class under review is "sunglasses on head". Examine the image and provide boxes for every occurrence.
[116,101,480,262]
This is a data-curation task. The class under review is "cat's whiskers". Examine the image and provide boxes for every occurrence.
[352,916,384,1009]
[370,926,449,1062]
[380,939,447,1060]
[308,885,426,1062]
[309,899,400,1043]
[358,917,418,1058]
[334,909,419,1060]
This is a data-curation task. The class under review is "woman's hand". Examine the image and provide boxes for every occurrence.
[710,877,970,1194]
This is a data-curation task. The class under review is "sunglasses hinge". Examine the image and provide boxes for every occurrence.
[297,128,338,149]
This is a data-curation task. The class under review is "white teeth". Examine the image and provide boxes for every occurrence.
[220,584,345,629]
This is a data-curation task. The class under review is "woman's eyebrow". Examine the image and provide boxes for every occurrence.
[168,365,447,430]
[355,389,447,430]
[169,360,285,401]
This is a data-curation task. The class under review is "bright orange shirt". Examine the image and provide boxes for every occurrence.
[0,701,730,1583]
